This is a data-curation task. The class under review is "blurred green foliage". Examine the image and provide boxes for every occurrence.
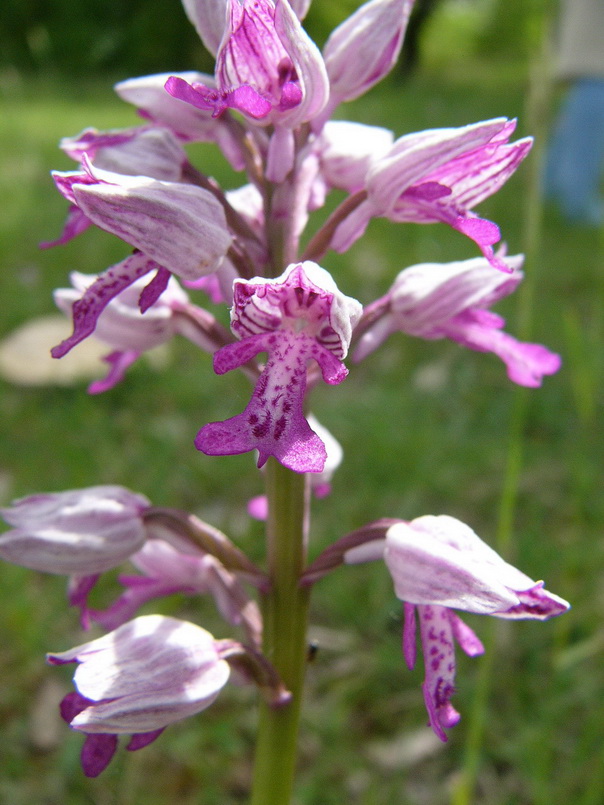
[1,0,552,78]
[0,0,212,75]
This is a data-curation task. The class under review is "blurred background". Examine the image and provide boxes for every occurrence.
[0,1,603,803]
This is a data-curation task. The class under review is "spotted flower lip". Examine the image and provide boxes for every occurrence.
[0,486,150,575]
[407,603,482,742]
[354,254,562,387]
[196,261,362,472]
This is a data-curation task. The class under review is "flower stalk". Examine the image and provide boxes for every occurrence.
[250,458,311,805]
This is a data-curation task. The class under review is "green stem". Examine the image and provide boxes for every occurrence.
[249,459,311,805]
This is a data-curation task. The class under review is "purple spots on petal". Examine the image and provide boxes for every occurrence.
[419,605,461,741]
[197,330,330,472]
[273,415,287,441]
[251,411,271,438]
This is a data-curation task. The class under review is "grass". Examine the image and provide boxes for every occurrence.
[1,19,603,805]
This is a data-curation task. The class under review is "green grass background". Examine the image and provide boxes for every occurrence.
[1,3,603,803]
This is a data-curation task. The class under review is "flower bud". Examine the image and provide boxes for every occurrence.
[323,0,414,109]
[48,615,230,734]
[0,486,150,574]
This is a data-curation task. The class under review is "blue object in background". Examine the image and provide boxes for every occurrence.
[544,78,604,226]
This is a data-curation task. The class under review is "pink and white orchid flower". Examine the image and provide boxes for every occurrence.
[332,118,532,272]
[196,261,362,472]
[48,615,232,776]
[354,254,562,387]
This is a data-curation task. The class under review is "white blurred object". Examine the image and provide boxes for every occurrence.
[0,315,108,386]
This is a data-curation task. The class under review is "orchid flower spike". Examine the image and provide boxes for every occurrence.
[354,254,562,387]
[196,261,362,473]
[0,486,150,575]
[382,516,570,740]
[48,615,232,776]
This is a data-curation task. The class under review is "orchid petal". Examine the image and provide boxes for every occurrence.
[61,126,188,182]
[81,734,118,778]
[70,168,232,281]
[181,0,228,56]
[87,350,140,395]
[51,253,158,358]
[39,205,92,249]
[418,605,460,742]
[323,0,413,107]
[385,516,570,618]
